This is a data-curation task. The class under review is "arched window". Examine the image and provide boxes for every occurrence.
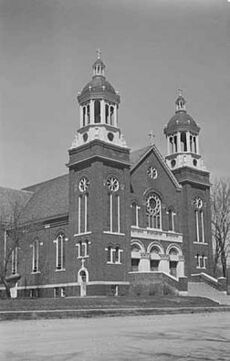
[106,176,120,233]
[87,104,90,124]
[105,104,109,124]
[78,177,90,234]
[168,209,176,232]
[11,248,18,275]
[193,197,205,243]
[146,193,162,229]
[32,239,39,273]
[83,106,86,127]
[76,240,90,258]
[131,243,142,271]
[181,132,187,152]
[149,245,161,271]
[131,202,140,227]
[110,106,114,125]
[94,100,101,123]
[55,234,65,270]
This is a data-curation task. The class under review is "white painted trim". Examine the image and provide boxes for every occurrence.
[117,195,120,233]
[78,195,81,234]
[0,280,130,291]
[74,231,92,237]
[193,242,208,245]
[195,210,200,243]
[201,210,205,243]
[103,231,125,236]
[110,193,113,232]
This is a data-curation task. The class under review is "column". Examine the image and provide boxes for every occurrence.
[101,99,105,124]
[139,254,150,272]
[177,257,185,277]
[177,132,181,153]
[186,132,190,152]
[90,100,94,124]
[114,105,118,127]
[80,106,83,127]
[159,256,170,274]
[196,136,199,154]
[167,137,170,155]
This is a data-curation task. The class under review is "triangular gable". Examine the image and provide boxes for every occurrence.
[130,145,181,191]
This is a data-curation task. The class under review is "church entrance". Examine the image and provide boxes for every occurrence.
[79,270,87,297]
[169,260,178,278]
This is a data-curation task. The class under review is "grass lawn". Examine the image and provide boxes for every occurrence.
[0,295,218,312]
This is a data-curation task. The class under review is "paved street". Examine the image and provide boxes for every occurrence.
[1,312,229,361]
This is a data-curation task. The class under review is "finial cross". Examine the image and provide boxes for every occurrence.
[148,130,155,145]
[96,48,101,59]
[178,89,183,97]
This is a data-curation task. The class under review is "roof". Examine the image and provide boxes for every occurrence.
[130,145,181,191]
[21,174,69,223]
[0,187,33,223]
[164,110,200,135]
[130,146,152,166]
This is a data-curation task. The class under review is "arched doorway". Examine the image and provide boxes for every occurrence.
[78,268,88,297]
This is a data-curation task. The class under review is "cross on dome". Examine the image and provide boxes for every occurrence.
[175,89,186,112]
[96,48,101,59]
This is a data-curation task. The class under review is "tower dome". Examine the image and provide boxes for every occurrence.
[164,92,200,136]
[70,51,127,149]
[164,91,205,171]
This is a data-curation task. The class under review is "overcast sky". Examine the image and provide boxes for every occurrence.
[0,0,230,189]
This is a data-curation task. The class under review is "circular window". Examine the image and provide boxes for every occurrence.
[83,133,88,142]
[147,166,158,179]
[79,177,90,192]
[106,176,119,192]
[193,197,203,209]
[107,132,114,141]
[146,194,161,215]
[171,159,176,168]
[193,159,197,167]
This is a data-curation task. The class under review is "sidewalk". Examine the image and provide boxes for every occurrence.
[1,305,230,321]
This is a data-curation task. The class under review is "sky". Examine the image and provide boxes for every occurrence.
[0,0,230,189]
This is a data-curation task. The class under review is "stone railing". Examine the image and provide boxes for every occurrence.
[131,226,183,243]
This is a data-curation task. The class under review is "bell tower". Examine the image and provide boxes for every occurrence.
[164,91,204,171]
[71,50,127,149]
[164,91,213,278]
[67,52,130,296]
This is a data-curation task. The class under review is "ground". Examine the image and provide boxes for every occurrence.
[1,312,229,361]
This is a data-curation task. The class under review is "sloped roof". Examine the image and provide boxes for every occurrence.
[130,145,181,190]
[21,174,69,223]
[130,146,152,166]
[0,187,33,222]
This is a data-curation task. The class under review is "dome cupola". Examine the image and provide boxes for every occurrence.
[164,91,205,171]
[71,51,127,149]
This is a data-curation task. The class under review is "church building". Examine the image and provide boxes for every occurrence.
[0,53,214,298]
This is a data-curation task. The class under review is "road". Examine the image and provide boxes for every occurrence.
[1,312,229,361]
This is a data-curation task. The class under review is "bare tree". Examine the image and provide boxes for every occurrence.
[0,201,25,298]
[211,178,230,278]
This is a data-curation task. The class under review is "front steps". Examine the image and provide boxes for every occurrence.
[188,282,230,305]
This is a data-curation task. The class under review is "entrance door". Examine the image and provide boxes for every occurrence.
[79,270,87,297]
[169,261,178,277]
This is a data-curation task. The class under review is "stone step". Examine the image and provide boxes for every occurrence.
[188,282,230,305]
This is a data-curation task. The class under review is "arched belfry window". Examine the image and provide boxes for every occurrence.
[78,177,90,234]
[94,100,101,123]
[193,197,205,243]
[109,106,114,125]
[181,132,187,152]
[146,193,162,229]
[106,176,121,233]
[105,104,109,124]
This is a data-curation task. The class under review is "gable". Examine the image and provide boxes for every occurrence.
[130,145,181,206]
